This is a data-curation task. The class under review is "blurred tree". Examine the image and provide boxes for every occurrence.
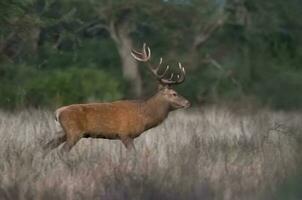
[1,0,302,109]
[0,0,28,60]
[0,0,80,61]
[223,0,302,108]
[72,0,161,97]
[72,0,226,96]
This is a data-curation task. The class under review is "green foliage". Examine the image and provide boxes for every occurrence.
[36,38,120,72]
[252,64,302,110]
[0,64,124,108]
[274,171,302,200]
[0,0,302,110]
[0,0,26,25]
[25,68,123,106]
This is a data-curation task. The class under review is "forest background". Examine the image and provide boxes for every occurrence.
[1,0,301,110]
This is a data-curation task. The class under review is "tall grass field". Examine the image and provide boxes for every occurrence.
[0,106,301,200]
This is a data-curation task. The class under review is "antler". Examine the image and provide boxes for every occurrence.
[131,43,186,85]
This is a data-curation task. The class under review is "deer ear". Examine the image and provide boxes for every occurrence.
[157,84,169,91]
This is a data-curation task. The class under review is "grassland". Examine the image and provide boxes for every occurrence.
[0,106,301,200]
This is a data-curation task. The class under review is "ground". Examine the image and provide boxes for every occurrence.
[0,106,301,200]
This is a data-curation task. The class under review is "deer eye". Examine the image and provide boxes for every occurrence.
[172,93,177,96]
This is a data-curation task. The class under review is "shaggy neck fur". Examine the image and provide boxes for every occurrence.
[141,92,170,130]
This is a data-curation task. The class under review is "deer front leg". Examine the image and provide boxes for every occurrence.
[120,136,137,169]
[121,137,136,151]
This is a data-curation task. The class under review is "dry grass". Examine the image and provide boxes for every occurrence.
[0,106,301,200]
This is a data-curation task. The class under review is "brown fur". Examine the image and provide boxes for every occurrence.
[46,87,190,152]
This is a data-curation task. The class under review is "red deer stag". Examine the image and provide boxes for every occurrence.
[45,43,190,153]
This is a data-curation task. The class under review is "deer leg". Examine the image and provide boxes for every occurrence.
[44,133,66,151]
[121,137,137,169]
[61,134,81,153]
[121,137,136,152]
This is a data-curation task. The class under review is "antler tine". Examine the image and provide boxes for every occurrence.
[143,43,151,60]
[160,64,170,78]
[148,58,170,79]
[159,62,186,85]
[175,62,185,84]
[131,43,151,62]
[148,57,163,74]
[131,43,186,86]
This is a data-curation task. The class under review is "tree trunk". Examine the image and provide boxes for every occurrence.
[109,21,142,97]
[117,33,142,97]
[189,14,227,69]
[27,26,40,55]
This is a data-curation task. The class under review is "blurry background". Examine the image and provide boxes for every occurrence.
[1,0,301,110]
[1,1,302,199]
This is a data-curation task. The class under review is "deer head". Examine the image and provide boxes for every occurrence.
[131,43,190,110]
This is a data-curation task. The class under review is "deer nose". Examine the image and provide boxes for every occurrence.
[184,100,191,108]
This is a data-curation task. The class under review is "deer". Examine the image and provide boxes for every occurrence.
[44,43,190,153]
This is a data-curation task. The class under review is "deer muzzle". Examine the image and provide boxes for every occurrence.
[184,100,191,108]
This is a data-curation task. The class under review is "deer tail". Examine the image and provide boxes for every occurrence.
[54,108,64,127]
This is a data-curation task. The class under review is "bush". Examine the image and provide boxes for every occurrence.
[24,68,124,107]
[0,64,124,109]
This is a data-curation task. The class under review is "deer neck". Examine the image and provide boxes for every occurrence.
[141,93,170,129]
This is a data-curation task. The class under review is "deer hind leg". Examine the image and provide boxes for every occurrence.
[61,132,82,153]
[57,135,81,159]
[57,119,83,153]
[44,134,66,150]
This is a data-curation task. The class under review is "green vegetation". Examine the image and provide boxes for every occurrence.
[0,0,301,109]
